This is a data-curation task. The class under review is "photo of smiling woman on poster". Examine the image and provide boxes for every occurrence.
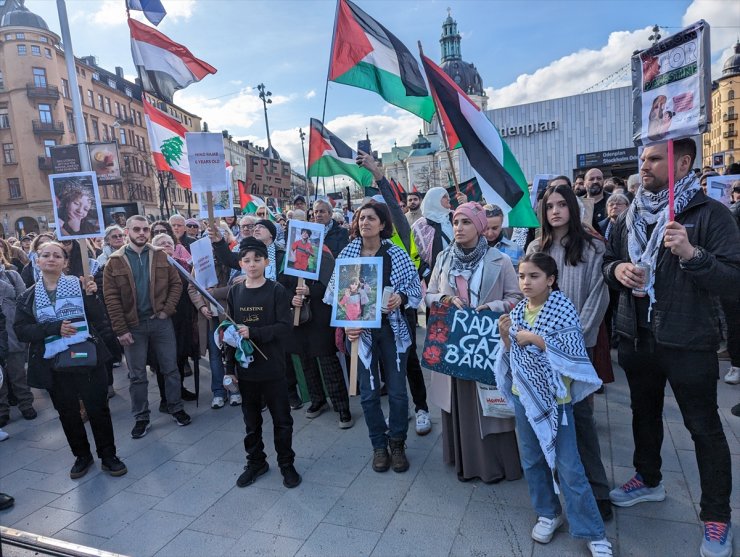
[50,172,105,240]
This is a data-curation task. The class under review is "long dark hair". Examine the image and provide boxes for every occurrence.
[151,220,178,245]
[520,252,559,291]
[539,184,595,266]
[349,201,393,240]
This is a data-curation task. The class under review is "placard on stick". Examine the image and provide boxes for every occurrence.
[284,220,325,281]
[185,132,227,193]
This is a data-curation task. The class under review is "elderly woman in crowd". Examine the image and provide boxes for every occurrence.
[426,202,522,483]
[598,194,630,241]
[97,225,126,267]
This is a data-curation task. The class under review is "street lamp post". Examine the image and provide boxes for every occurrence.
[257,83,274,159]
[299,127,308,197]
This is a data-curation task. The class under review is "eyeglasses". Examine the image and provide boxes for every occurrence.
[186,224,199,229]
[152,229,167,235]
[241,224,255,229]
[109,234,124,239]
[131,226,150,233]
[608,202,628,207]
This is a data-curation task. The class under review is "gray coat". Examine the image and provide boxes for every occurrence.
[0,266,28,353]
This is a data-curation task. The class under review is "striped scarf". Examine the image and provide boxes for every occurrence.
[34,275,90,359]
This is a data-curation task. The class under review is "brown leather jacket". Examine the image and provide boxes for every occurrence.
[102,245,182,336]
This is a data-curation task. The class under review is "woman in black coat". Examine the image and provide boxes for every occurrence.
[14,241,127,480]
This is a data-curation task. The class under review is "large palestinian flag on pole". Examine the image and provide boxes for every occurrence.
[143,97,191,188]
[329,0,435,122]
[307,118,374,186]
[129,18,217,103]
[420,54,538,227]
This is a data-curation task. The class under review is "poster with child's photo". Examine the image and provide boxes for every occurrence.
[706,175,740,207]
[49,171,105,240]
[284,220,325,280]
[331,257,383,328]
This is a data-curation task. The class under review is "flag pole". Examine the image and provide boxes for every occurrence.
[417,42,460,195]
[667,139,675,221]
[316,0,341,201]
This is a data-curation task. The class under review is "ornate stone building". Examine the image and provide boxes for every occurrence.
[702,42,740,170]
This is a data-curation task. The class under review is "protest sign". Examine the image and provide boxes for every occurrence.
[245,154,292,204]
[330,257,383,329]
[530,174,556,209]
[190,237,218,288]
[49,171,106,240]
[186,132,227,193]
[631,20,711,146]
[89,142,121,183]
[198,180,234,218]
[168,255,224,315]
[284,220,325,281]
[51,145,83,174]
[706,175,740,207]
[421,302,504,385]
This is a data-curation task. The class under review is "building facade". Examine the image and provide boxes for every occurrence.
[702,42,739,171]
[0,2,201,236]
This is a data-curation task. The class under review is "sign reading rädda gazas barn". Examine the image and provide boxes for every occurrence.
[421,303,504,384]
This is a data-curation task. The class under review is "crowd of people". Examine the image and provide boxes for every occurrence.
[0,141,738,557]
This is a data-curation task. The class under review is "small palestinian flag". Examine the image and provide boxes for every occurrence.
[446,177,483,209]
[308,118,374,186]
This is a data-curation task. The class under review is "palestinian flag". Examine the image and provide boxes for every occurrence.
[143,97,190,188]
[446,177,483,209]
[240,192,266,215]
[308,118,374,187]
[329,0,435,122]
[420,54,539,227]
[129,18,217,103]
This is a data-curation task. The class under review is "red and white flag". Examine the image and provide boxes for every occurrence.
[128,18,216,103]
[143,97,190,188]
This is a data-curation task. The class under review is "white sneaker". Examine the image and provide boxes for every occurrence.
[531,515,564,544]
[0,428,8,442]
[229,393,242,406]
[415,410,432,436]
[211,396,225,409]
[587,539,613,557]
[724,367,740,385]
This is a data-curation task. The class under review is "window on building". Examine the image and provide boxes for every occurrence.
[4,34,12,41]
[87,90,93,106]
[129,129,135,145]
[121,106,127,121]
[66,111,75,133]
[119,128,127,145]
[730,123,736,134]
[114,102,120,118]
[43,139,56,157]
[15,33,24,39]
[39,36,48,43]
[102,124,109,141]
[32,67,47,88]
[44,47,51,59]
[125,87,132,97]
[104,97,111,114]
[60,78,69,97]
[92,71,99,81]
[7,178,21,199]
[730,140,735,150]
[97,94,103,111]
[0,70,4,91]
[83,114,89,136]
[730,106,736,117]
[3,143,16,164]
[108,78,116,88]
[91,118,99,141]
[729,90,735,101]
[0,107,8,129]
[31,45,40,56]
[123,156,130,171]
[38,103,52,124]
[17,44,26,56]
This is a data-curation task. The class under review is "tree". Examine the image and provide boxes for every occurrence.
[161,136,184,167]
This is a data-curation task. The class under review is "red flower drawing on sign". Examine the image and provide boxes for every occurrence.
[428,322,449,343]
[423,345,442,366]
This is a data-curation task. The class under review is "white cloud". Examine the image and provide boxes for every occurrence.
[305,90,317,99]
[78,0,195,27]
[485,0,739,109]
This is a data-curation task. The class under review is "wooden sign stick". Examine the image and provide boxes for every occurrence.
[206,191,216,229]
[349,338,359,396]
[293,277,305,326]
[78,240,90,278]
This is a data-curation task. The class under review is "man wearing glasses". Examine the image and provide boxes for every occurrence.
[237,215,257,241]
[169,214,194,253]
[103,215,191,439]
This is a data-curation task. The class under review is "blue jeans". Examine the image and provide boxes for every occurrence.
[513,397,605,541]
[357,322,409,449]
[208,318,226,398]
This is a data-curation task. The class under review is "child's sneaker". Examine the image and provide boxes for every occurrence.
[531,515,564,544]
[700,521,733,557]
[609,474,665,507]
[587,539,613,556]
[229,393,242,406]
[211,396,225,409]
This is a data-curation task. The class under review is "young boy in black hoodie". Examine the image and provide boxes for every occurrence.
[225,238,300,488]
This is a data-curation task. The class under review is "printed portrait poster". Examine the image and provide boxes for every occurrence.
[284,220,325,281]
[49,171,105,240]
[631,20,711,146]
[530,174,556,209]
[422,302,504,385]
[331,257,383,328]
[88,142,121,183]
[706,175,740,207]
[198,187,235,218]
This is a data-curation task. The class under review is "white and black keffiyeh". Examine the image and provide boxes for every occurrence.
[324,238,421,371]
[34,275,91,359]
[265,243,277,281]
[494,290,601,469]
[626,173,700,317]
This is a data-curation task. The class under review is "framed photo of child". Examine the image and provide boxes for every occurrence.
[331,257,383,329]
[49,171,105,240]
[284,220,325,281]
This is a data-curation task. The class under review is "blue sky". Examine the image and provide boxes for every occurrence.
[29,0,740,170]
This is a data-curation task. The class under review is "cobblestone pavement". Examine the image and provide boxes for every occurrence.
[0,331,738,557]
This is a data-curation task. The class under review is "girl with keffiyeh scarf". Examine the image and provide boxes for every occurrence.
[324,202,421,473]
[494,252,610,556]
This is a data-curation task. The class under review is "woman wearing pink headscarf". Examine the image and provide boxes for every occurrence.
[425,202,523,483]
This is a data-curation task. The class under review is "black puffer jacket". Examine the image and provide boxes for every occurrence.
[603,191,740,351]
[324,220,349,258]
[14,286,113,390]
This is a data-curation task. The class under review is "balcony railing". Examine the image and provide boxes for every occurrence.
[723,130,738,138]
[38,156,53,170]
[26,83,60,100]
[723,113,738,122]
[32,120,64,134]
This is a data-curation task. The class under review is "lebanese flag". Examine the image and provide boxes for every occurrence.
[329,0,434,122]
[307,118,374,186]
[420,54,538,227]
[143,97,190,188]
[129,18,216,103]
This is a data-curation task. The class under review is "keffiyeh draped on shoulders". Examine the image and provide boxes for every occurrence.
[494,290,601,468]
